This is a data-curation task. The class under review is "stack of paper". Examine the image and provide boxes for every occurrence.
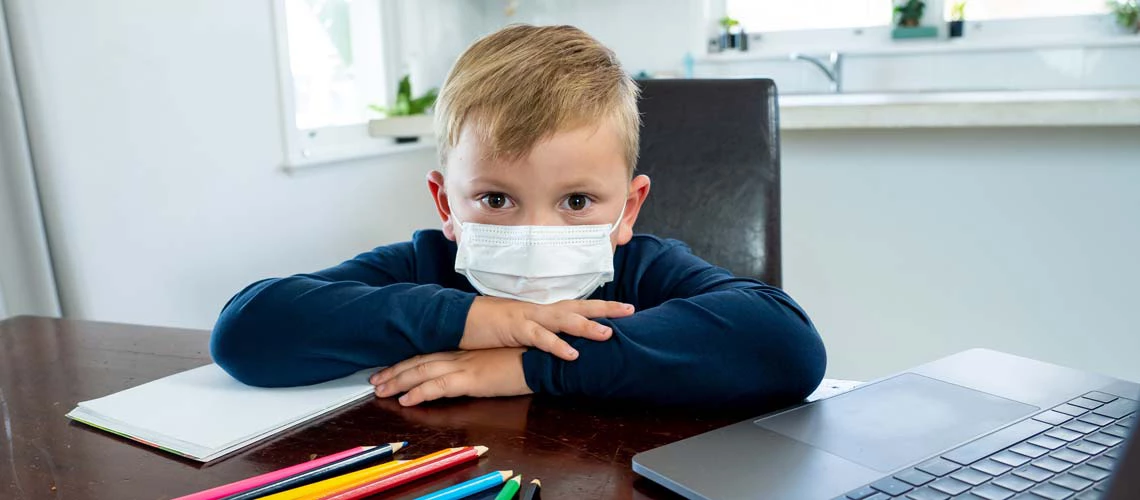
[66,364,375,462]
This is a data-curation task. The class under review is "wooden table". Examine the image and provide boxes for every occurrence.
[0,316,779,499]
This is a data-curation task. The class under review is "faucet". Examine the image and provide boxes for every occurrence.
[789,51,843,93]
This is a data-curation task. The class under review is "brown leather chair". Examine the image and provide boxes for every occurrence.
[634,79,782,286]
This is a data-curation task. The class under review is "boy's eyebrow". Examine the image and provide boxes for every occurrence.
[466,175,522,192]
[554,178,609,193]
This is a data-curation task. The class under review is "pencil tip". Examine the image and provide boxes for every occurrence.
[474,445,489,455]
[390,441,407,452]
[500,470,513,479]
[531,479,541,486]
[511,475,522,483]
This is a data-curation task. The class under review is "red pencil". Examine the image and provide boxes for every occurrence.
[317,445,488,500]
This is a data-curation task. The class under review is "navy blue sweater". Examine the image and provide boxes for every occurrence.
[211,230,826,406]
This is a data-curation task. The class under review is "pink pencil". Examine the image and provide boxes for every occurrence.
[173,446,371,500]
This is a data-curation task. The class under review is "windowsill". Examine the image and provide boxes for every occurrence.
[695,34,1140,62]
[281,141,435,173]
[779,89,1140,130]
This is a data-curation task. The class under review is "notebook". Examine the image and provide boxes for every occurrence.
[66,364,376,462]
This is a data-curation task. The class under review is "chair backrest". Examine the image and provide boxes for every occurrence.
[633,79,782,286]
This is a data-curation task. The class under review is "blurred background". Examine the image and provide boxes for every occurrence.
[1,0,1138,383]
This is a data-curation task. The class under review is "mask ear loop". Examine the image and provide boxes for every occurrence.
[609,203,628,235]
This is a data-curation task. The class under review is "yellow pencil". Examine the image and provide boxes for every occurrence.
[258,460,408,500]
[262,448,460,500]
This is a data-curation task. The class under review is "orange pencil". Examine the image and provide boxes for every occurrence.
[317,446,489,500]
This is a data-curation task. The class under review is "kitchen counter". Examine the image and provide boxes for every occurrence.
[779,89,1140,130]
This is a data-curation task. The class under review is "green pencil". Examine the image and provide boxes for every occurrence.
[494,474,522,500]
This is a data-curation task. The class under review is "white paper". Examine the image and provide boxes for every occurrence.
[66,364,375,461]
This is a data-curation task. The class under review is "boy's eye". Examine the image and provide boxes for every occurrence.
[563,194,591,211]
[480,193,514,210]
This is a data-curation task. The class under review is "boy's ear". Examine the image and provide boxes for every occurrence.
[427,170,458,241]
[615,174,651,246]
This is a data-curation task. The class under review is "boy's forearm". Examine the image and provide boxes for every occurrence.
[520,287,827,406]
[210,276,475,387]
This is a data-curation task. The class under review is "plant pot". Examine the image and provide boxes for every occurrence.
[718,30,748,51]
[367,114,434,140]
[891,26,938,39]
[948,20,964,38]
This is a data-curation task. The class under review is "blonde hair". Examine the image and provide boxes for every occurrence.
[435,24,641,174]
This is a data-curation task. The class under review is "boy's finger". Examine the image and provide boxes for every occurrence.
[558,299,635,319]
[371,352,460,386]
[376,360,460,398]
[399,372,470,406]
[538,310,611,341]
[524,321,578,361]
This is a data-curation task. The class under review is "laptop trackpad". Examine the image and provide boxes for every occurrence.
[757,373,1038,472]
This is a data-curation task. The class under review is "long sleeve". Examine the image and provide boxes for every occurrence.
[521,237,826,407]
[210,234,476,387]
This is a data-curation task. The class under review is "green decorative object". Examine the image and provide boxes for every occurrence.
[369,75,438,117]
[893,0,926,27]
[1108,0,1140,33]
[891,0,936,39]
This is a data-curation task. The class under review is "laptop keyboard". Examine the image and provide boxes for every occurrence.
[835,391,1136,500]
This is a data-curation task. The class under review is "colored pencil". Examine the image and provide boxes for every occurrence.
[317,446,489,500]
[493,474,521,500]
[172,446,371,500]
[260,460,410,500]
[412,470,513,500]
[520,478,541,500]
[266,447,466,500]
[219,442,405,500]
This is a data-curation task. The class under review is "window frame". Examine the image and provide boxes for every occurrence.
[270,0,430,171]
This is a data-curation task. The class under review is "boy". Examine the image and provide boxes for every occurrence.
[211,25,825,408]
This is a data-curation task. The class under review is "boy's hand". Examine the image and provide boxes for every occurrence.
[460,296,634,361]
[369,348,532,406]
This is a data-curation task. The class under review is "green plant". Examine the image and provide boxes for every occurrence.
[1108,0,1140,32]
[950,1,967,21]
[718,16,740,31]
[894,0,926,27]
[369,75,438,117]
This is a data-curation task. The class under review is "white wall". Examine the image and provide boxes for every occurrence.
[782,127,1140,382]
[6,0,440,329]
[477,0,702,77]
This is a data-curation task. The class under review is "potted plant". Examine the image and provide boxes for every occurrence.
[948,1,967,38]
[717,16,748,51]
[368,75,438,144]
[1109,0,1140,33]
[892,0,938,39]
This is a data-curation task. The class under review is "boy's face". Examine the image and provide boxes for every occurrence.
[428,119,651,250]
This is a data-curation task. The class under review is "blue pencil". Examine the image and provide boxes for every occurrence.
[413,470,513,500]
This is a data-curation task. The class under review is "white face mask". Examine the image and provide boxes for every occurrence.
[453,206,625,305]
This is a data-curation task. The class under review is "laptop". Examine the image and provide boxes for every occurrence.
[633,349,1139,500]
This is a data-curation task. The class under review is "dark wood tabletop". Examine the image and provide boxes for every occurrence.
[0,316,775,500]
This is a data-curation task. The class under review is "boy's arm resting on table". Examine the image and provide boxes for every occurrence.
[210,240,476,388]
[521,240,827,407]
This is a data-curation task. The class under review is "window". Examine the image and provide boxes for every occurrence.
[272,0,425,169]
[725,0,889,33]
[946,1,1109,21]
[285,0,386,130]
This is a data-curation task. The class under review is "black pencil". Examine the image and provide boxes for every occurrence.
[219,441,406,500]
[520,478,541,500]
